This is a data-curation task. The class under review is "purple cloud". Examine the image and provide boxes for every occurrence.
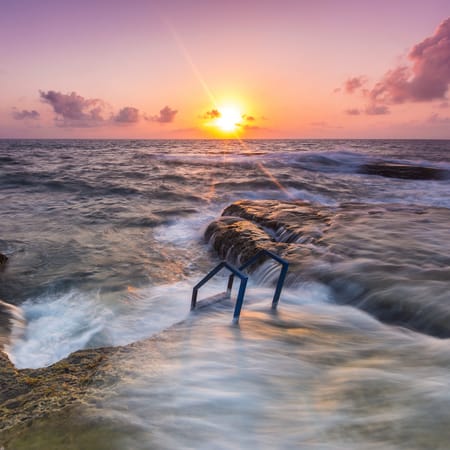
[12,109,40,120]
[40,90,107,127]
[148,106,178,123]
[370,17,450,105]
[114,106,140,123]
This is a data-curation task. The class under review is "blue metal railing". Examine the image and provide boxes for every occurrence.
[191,250,289,324]
[191,261,248,323]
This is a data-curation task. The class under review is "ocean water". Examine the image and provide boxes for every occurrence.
[1,139,450,448]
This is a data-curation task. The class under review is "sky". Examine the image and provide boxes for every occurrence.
[1,0,449,139]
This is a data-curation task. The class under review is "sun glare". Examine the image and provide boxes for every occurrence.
[215,106,242,133]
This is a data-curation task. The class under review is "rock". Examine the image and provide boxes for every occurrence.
[358,162,448,180]
[0,253,7,265]
[0,345,119,438]
[205,199,450,338]
[205,199,334,275]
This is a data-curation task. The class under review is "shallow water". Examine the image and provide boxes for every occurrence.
[1,139,449,447]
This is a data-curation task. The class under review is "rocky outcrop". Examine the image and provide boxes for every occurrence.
[205,199,450,338]
[358,162,448,180]
[205,199,336,276]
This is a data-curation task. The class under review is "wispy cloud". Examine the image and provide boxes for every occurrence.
[345,108,361,116]
[12,109,40,120]
[344,76,367,94]
[428,113,450,124]
[365,104,390,115]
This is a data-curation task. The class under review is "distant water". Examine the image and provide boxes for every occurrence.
[1,139,450,449]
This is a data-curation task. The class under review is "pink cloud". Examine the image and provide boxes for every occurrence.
[147,106,178,123]
[365,104,390,115]
[370,17,450,105]
[428,113,450,124]
[114,106,140,123]
[344,76,367,94]
[345,108,361,116]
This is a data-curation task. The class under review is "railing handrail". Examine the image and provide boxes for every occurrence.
[191,250,289,324]
[191,261,248,323]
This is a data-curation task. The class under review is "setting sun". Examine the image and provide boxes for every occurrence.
[214,106,242,133]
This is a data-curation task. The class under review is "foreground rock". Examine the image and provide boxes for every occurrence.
[358,162,448,180]
[0,346,119,438]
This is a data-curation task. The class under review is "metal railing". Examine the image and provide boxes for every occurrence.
[191,250,289,324]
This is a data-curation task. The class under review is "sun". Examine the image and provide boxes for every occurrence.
[214,106,242,133]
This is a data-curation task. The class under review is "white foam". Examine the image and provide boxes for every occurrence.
[5,274,335,369]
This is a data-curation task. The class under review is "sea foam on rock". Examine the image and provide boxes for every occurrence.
[205,199,450,338]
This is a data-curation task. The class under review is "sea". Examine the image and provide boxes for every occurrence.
[0,139,449,449]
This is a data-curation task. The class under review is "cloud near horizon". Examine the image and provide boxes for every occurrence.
[40,90,107,127]
[12,109,40,120]
[345,17,450,115]
[201,109,221,120]
[40,90,177,127]
[114,106,140,123]
[147,106,178,123]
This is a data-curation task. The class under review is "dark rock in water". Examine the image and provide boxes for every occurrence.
[0,252,7,265]
[359,162,448,180]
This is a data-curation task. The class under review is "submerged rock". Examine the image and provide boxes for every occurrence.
[359,162,448,180]
[0,253,7,265]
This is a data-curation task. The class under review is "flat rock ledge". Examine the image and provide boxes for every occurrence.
[0,346,120,439]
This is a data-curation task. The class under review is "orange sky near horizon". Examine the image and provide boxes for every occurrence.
[1,0,449,139]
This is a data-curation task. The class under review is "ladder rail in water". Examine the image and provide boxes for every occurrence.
[191,261,248,323]
[191,250,289,324]
[229,249,289,311]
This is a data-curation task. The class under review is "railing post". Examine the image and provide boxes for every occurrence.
[227,274,234,296]
[191,288,198,310]
[232,276,248,324]
[271,263,288,309]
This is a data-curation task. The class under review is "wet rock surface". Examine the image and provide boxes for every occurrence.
[0,346,118,438]
[206,199,450,338]
[358,162,448,180]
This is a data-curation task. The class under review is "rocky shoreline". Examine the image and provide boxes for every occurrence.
[1,198,449,441]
